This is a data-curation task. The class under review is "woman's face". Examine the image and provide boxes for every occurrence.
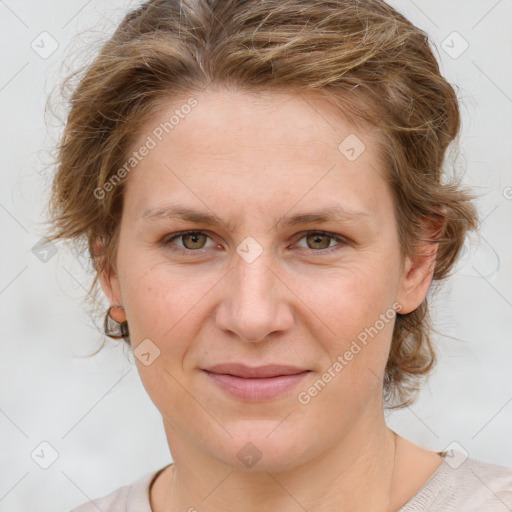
[101,87,432,471]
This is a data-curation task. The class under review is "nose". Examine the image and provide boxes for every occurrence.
[214,252,294,344]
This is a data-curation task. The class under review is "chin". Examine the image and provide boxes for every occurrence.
[205,425,318,473]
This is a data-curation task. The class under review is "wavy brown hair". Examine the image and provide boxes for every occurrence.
[45,0,478,409]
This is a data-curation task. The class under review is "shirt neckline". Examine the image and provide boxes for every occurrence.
[133,450,453,512]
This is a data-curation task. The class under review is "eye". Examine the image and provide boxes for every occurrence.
[161,230,217,252]
[160,230,347,255]
[294,230,347,253]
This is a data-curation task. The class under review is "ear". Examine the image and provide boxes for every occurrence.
[396,216,443,314]
[94,237,126,323]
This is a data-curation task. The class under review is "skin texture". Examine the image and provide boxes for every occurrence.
[100,87,443,512]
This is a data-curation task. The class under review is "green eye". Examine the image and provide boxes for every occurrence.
[298,232,341,250]
[162,230,215,251]
[161,230,347,255]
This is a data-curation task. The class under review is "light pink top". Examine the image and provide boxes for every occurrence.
[70,449,512,511]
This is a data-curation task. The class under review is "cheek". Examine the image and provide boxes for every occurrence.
[292,258,400,386]
[120,243,401,343]
[118,258,210,410]
[293,256,400,332]
[118,254,219,350]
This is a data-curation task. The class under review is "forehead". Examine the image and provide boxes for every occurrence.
[122,86,389,222]
[136,86,377,161]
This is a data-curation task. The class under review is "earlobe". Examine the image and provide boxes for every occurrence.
[108,304,126,323]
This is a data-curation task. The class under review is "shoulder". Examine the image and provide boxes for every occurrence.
[69,467,164,512]
[399,449,512,511]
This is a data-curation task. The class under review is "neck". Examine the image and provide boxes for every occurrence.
[154,414,399,512]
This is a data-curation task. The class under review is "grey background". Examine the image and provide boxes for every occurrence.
[1,1,511,511]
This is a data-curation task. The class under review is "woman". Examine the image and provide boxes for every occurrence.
[46,0,512,510]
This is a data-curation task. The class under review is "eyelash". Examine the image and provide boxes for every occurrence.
[159,230,348,255]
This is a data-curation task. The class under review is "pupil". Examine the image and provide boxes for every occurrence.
[309,234,329,249]
[184,233,204,249]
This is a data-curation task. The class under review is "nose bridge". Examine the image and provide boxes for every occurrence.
[216,242,292,343]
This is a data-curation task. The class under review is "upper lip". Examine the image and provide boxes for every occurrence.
[203,363,310,378]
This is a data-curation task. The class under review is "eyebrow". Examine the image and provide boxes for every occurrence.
[140,203,370,230]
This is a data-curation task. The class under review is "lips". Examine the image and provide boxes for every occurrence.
[201,363,311,401]
[203,363,309,379]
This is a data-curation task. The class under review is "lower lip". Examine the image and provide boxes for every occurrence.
[202,370,310,401]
